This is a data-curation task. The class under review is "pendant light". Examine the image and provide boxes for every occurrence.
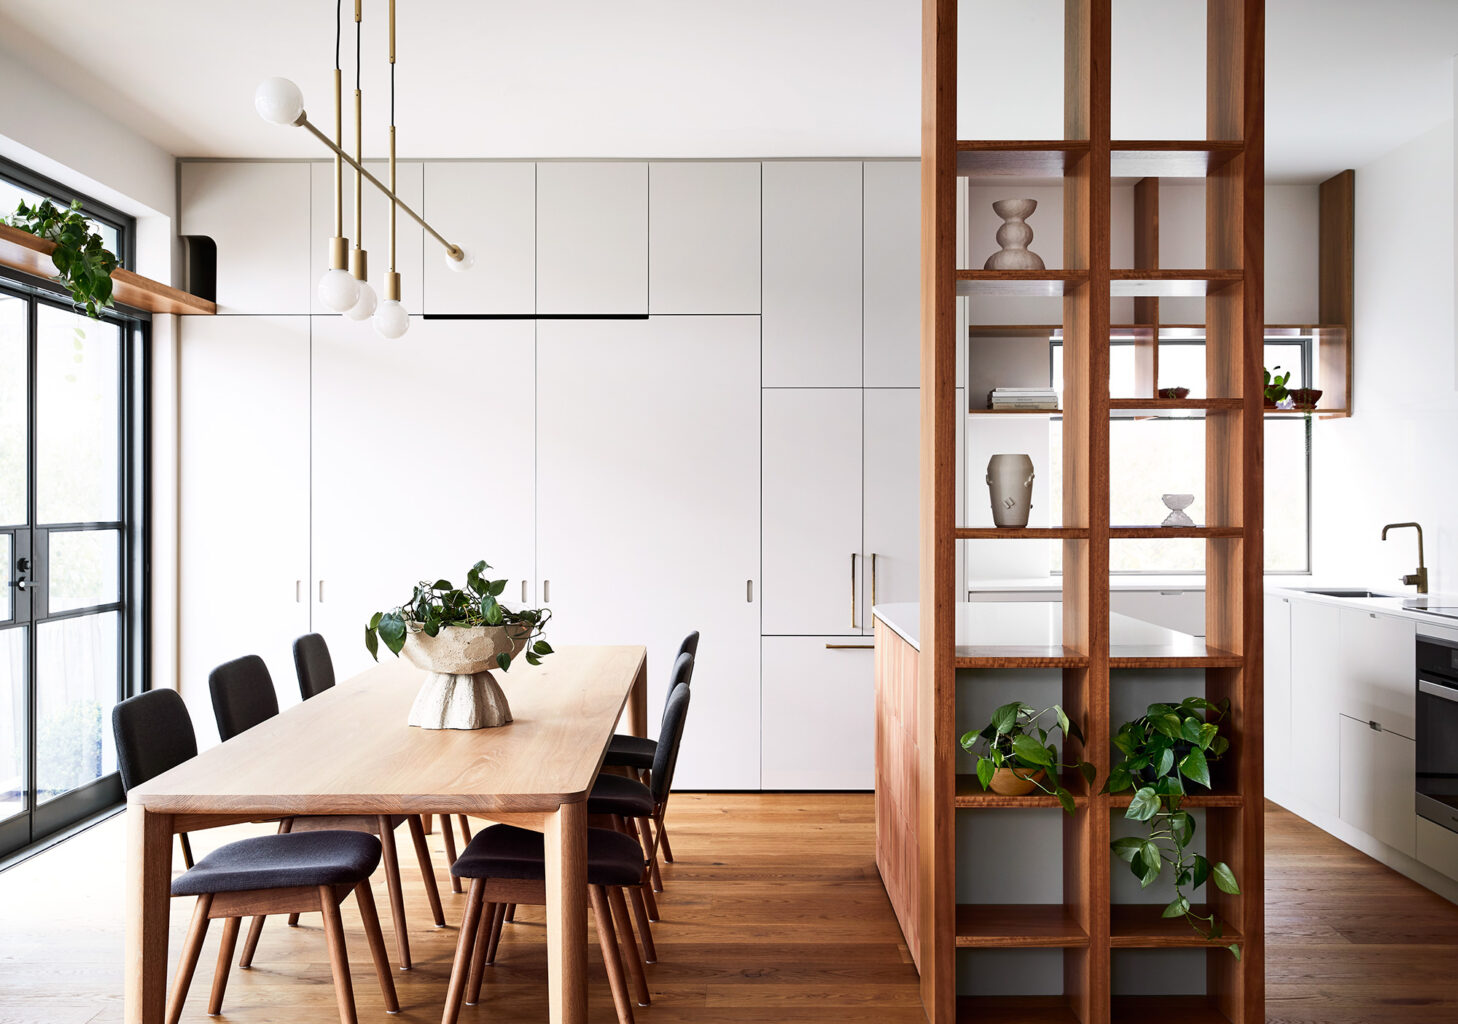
[372,0,409,339]
[343,0,378,322]
[316,0,359,313]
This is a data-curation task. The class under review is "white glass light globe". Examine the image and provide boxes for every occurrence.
[373,299,410,339]
[318,268,360,312]
[343,279,377,321]
[254,78,305,126]
[445,246,475,272]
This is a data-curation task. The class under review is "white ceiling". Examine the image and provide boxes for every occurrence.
[1,0,1455,182]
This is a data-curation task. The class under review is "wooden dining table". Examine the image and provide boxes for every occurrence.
[124,644,648,1024]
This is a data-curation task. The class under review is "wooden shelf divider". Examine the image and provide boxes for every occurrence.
[956,904,1091,947]
[1109,904,1244,948]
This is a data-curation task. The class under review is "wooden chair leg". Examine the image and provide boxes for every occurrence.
[456,814,473,842]
[280,818,299,927]
[504,903,516,922]
[354,878,399,1013]
[484,900,507,964]
[465,902,496,1006]
[319,885,360,1024]
[626,885,657,963]
[377,814,412,970]
[165,894,213,1024]
[422,813,434,834]
[640,870,659,921]
[441,814,462,894]
[407,814,447,927]
[619,816,659,919]
[588,885,635,1024]
[658,818,675,863]
[287,913,302,927]
[178,832,195,870]
[608,886,650,1007]
[207,916,241,1015]
[239,914,267,968]
[442,880,486,1024]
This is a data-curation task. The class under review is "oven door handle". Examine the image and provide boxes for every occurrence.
[1419,678,1458,702]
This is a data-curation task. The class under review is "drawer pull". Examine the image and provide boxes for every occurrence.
[826,643,873,650]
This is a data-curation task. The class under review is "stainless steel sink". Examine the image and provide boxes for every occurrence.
[1296,588,1400,599]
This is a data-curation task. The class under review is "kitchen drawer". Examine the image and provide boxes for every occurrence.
[1338,609,1416,738]
[1416,817,1458,881]
[761,636,875,790]
[1339,714,1416,857]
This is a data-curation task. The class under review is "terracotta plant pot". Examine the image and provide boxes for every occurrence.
[401,623,535,730]
[988,765,1047,796]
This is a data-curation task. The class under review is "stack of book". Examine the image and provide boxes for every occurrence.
[988,387,1059,410]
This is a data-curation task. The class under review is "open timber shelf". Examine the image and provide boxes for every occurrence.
[956,904,1090,948]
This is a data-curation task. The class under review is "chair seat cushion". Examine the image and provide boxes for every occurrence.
[586,773,654,818]
[172,830,382,897]
[451,824,646,888]
[603,733,657,770]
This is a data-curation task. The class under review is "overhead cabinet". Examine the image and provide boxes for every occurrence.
[862,161,921,388]
[310,160,424,315]
[649,162,761,314]
[536,161,648,314]
[421,161,536,315]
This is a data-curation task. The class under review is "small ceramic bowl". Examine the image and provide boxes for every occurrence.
[1158,387,1191,400]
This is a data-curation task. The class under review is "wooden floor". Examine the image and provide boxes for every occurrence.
[0,795,1454,1024]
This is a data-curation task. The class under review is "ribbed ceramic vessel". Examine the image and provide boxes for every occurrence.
[402,624,533,730]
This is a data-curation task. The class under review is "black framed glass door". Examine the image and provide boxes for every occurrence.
[0,285,143,857]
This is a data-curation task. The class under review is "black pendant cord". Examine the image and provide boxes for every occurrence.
[335,0,342,71]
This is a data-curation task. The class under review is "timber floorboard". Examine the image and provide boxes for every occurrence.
[2,795,1456,1023]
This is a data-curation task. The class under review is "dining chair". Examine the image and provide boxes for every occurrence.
[112,690,202,868]
[294,632,337,699]
[208,653,446,970]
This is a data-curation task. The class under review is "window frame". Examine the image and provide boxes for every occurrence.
[0,155,135,271]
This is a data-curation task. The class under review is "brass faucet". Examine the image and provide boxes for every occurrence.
[1382,522,1428,594]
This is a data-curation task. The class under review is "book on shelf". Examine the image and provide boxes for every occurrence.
[988,386,1059,410]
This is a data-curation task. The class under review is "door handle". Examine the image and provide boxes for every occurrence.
[825,643,873,650]
[522,580,528,603]
[746,579,754,603]
[850,553,858,630]
[871,553,878,608]
[318,580,324,603]
[296,580,302,603]
[543,579,551,603]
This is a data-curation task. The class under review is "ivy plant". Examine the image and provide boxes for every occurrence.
[960,701,1096,815]
[365,559,553,672]
[1104,696,1242,958]
[4,198,119,318]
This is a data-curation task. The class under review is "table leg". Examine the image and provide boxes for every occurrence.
[628,654,648,737]
[125,805,174,1024]
[544,799,587,1024]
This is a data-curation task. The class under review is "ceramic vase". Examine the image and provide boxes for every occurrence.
[1161,493,1196,528]
[984,198,1046,271]
[987,454,1035,528]
[401,623,533,729]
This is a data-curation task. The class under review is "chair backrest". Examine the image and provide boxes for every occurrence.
[659,651,694,730]
[209,654,280,741]
[112,689,198,793]
[677,631,699,684]
[293,633,336,700]
[649,682,692,805]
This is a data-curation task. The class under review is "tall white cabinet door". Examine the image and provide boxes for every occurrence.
[537,317,760,789]
[310,317,536,683]
[761,389,863,636]
[180,162,312,314]
[310,161,424,314]
[421,162,535,315]
[761,637,874,789]
[1265,595,1293,786]
[1289,600,1341,816]
[762,162,863,387]
[537,162,647,314]
[648,162,761,314]
[863,161,921,387]
[179,316,311,739]
[863,389,920,623]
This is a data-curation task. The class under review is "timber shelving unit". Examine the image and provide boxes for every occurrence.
[916,1,1264,1022]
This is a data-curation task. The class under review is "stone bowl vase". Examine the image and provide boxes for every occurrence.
[988,765,1047,796]
[401,623,533,729]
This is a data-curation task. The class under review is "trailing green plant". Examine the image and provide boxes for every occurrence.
[4,198,119,317]
[960,701,1096,814]
[1263,365,1291,405]
[365,559,553,672]
[1104,696,1242,958]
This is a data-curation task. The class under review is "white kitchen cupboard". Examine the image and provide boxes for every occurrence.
[1339,714,1416,857]
[1337,608,1416,738]
[761,389,864,636]
[1109,590,1206,636]
[863,388,921,612]
[536,162,647,315]
[536,316,760,789]
[309,161,424,314]
[1417,818,1458,879]
[309,317,537,683]
[420,161,536,315]
[761,637,875,789]
[179,162,312,315]
[761,161,863,387]
[1288,599,1341,816]
[178,316,311,739]
[1265,594,1293,783]
[648,162,760,314]
[862,161,921,388]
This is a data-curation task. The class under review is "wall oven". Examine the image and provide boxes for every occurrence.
[1416,633,1458,834]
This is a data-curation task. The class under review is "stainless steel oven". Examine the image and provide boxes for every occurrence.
[1416,633,1458,833]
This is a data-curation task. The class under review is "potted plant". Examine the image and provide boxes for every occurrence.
[1263,365,1291,408]
[960,701,1096,814]
[1104,696,1242,958]
[365,559,552,729]
[3,198,120,318]
[1286,386,1322,411]
[1158,387,1190,400]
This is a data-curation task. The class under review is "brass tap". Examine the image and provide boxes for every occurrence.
[1382,522,1428,594]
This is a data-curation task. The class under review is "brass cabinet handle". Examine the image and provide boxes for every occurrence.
[871,553,879,608]
[850,553,858,630]
[825,643,873,650]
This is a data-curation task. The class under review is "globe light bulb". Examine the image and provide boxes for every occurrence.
[254,78,305,126]
[343,278,377,321]
[318,268,360,312]
[373,299,410,339]
[445,246,475,273]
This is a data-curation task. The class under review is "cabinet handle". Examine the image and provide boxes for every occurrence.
[296,580,302,603]
[871,553,879,608]
[543,579,551,603]
[746,579,754,603]
[825,643,873,650]
[522,580,527,603]
[318,580,324,603]
[1369,720,1381,732]
[850,553,858,630]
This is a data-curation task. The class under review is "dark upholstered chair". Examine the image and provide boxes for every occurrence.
[208,655,281,742]
[293,633,337,700]
[441,826,650,1024]
[112,690,200,868]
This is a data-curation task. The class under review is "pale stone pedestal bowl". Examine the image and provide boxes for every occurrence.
[401,624,533,729]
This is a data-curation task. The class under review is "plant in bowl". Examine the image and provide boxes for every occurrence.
[1104,696,1242,957]
[960,701,1096,814]
[1263,365,1291,407]
[1158,387,1190,400]
[4,198,120,318]
[1286,387,1322,410]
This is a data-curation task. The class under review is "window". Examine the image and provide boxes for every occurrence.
[0,157,132,269]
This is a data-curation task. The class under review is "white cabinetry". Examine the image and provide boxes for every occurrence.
[1265,595,1293,783]
[421,162,536,314]
[761,161,862,387]
[536,317,760,789]
[1289,599,1341,816]
[649,162,760,314]
[180,162,312,314]
[537,162,647,314]
[178,316,311,736]
[310,161,423,314]
[309,317,537,683]
[863,389,921,610]
[1337,609,1416,738]
[761,637,875,789]
[862,161,921,387]
[1340,714,1416,856]
[1109,590,1206,636]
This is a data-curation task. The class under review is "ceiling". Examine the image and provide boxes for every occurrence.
[1,1,1455,182]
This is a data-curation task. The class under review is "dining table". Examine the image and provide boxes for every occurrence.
[124,644,649,1024]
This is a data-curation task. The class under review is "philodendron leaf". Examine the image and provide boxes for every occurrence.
[1112,837,1144,863]
[1180,715,1204,744]
[1162,896,1191,919]
[496,652,512,672]
[1191,854,1211,888]
[1126,786,1160,821]
[1227,944,1242,960]
[1054,705,1071,737]
[1169,810,1195,846]
[533,640,554,655]
[378,614,407,655]
[959,730,980,753]
[1011,733,1053,767]
[1138,842,1162,887]
[1055,787,1075,816]
[365,627,379,661]
[1198,722,1220,749]
[976,757,996,791]
[989,701,1022,735]
[1211,861,1241,895]
[1179,747,1211,789]
[1104,766,1132,795]
[1156,747,1175,777]
[1078,761,1097,788]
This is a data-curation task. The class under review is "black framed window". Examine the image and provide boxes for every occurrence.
[0,156,134,271]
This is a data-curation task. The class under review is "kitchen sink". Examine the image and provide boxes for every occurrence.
[1295,588,1401,599]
